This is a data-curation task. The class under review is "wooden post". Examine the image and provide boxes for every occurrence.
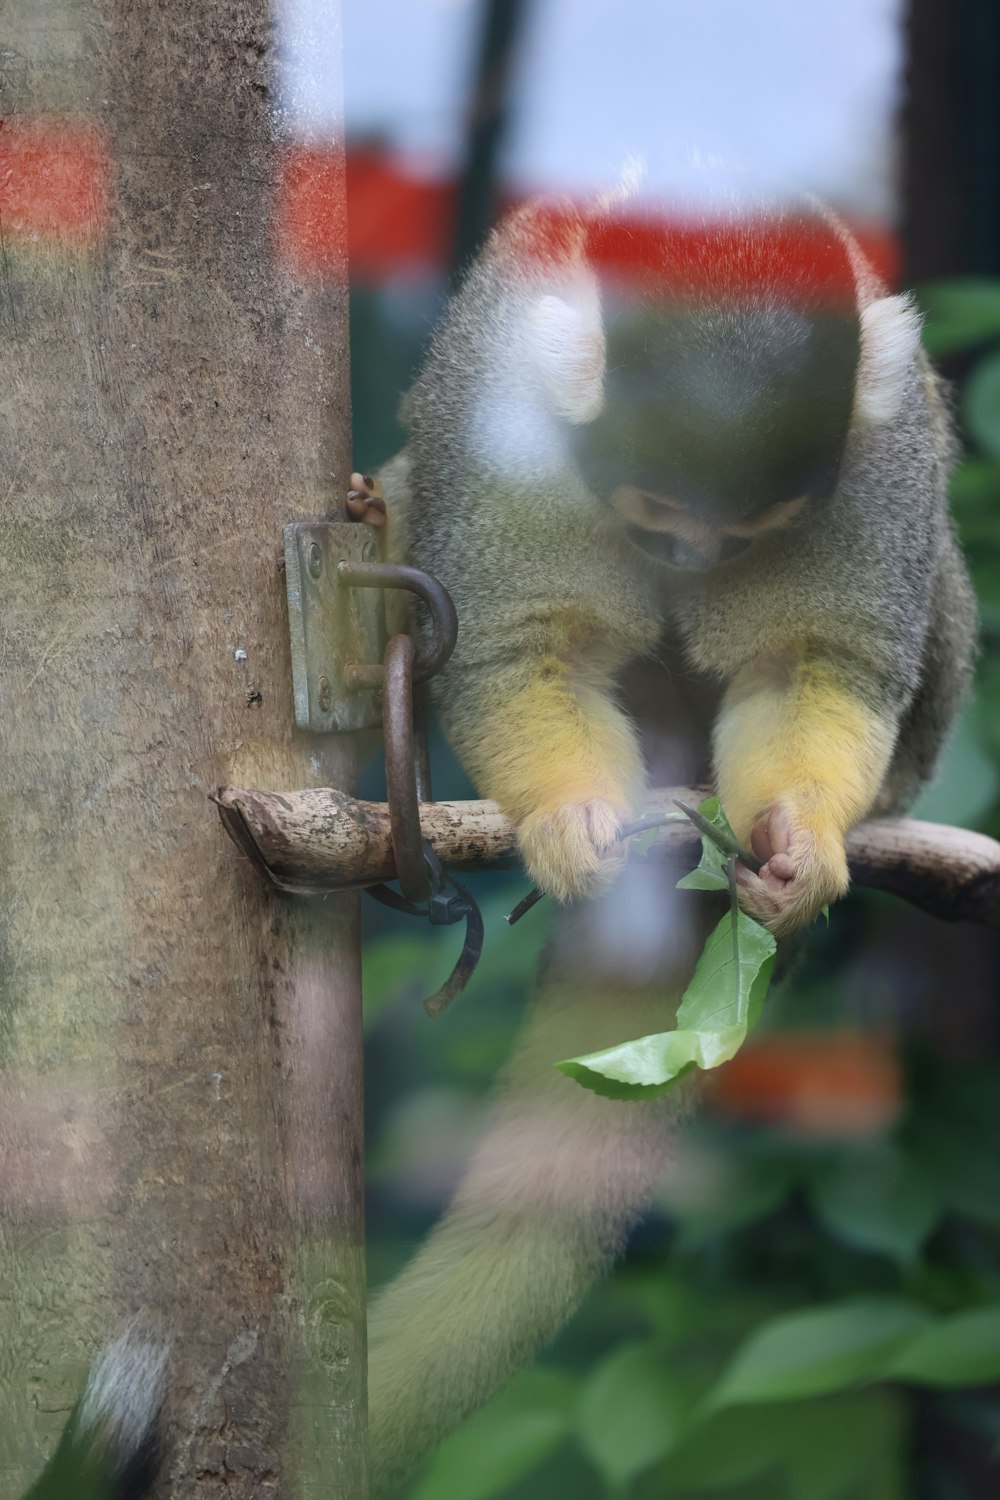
[0,2,365,1496]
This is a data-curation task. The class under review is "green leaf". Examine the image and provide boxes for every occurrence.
[576,1343,690,1490]
[410,1369,575,1500]
[556,910,775,1099]
[887,1307,1000,1386]
[706,1298,930,1409]
[783,1391,907,1500]
[919,278,1000,357]
[810,1147,941,1265]
[656,1403,780,1491]
[677,794,739,891]
[676,908,776,1037]
[782,1396,904,1500]
[964,348,1000,460]
[659,1393,905,1498]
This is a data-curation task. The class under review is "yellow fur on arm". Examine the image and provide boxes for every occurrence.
[448,653,645,902]
[460,666,641,819]
[714,655,898,881]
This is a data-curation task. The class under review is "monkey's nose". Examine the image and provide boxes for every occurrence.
[664,533,751,571]
[664,536,712,570]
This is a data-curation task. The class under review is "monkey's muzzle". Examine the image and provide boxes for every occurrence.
[612,484,803,571]
[624,525,751,571]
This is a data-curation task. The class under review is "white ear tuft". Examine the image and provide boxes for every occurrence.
[855,293,923,425]
[593,153,647,214]
[527,290,606,425]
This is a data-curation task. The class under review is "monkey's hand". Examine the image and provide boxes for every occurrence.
[733,801,849,938]
[714,656,897,941]
[346,470,388,527]
[518,796,627,903]
[448,645,644,904]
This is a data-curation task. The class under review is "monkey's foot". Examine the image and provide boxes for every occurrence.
[346,471,387,527]
[734,802,849,938]
[518,797,626,904]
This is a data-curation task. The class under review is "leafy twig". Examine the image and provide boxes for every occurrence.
[674,798,762,874]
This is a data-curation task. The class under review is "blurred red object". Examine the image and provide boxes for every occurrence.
[0,127,899,292]
[343,144,899,291]
[345,144,456,279]
[710,1030,902,1137]
[276,141,349,279]
[0,118,109,247]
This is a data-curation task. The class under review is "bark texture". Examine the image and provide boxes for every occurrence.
[0,2,363,1496]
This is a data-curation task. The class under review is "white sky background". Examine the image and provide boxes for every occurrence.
[276,0,903,221]
[334,0,902,220]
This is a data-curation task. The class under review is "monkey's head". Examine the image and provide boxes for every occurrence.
[523,206,921,572]
[573,296,859,571]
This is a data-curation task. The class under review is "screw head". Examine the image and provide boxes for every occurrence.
[318,676,332,713]
[308,541,323,578]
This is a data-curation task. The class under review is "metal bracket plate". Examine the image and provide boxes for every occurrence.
[284,520,386,732]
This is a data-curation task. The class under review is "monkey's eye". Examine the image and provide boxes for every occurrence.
[727,494,808,539]
[610,484,691,532]
[638,490,684,513]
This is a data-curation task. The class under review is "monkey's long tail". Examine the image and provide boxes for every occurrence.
[23,1325,169,1500]
[367,909,695,1496]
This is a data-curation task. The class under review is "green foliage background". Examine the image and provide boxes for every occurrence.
[359,286,1000,1500]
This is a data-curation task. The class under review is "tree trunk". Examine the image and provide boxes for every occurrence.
[0,2,364,1496]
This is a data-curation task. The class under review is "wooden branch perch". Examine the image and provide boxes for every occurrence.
[214,785,1000,928]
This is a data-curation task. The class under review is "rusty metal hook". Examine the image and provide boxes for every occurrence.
[339,560,458,685]
[382,633,429,903]
[277,544,482,1010]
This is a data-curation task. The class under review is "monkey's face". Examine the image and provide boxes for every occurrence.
[608,485,806,572]
[569,297,860,572]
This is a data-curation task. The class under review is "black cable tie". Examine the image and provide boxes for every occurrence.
[364,841,485,1017]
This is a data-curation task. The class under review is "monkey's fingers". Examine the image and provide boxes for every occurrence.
[518,797,627,904]
[758,852,796,890]
[736,803,848,936]
[347,470,388,527]
[747,805,796,892]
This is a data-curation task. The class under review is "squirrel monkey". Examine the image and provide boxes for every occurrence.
[363,195,977,1492]
[379,198,975,934]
